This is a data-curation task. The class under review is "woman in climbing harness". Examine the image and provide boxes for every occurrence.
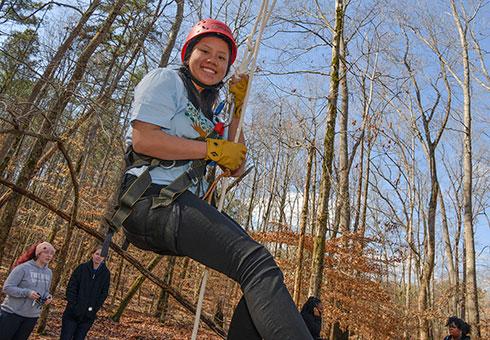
[119,19,312,339]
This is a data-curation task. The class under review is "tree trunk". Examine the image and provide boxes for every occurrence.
[245,166,259,231]
[261,146,280,232]
[439,189,458,314]
[292,144,314,305]
[358,140,372,239]
[155,256,177,322]
[352,134,364,233]
[449,1,480,336]
[111,254,164,322]
[337,33,350,235]
[109,256,126,308]
[417,151,438,340]
[404,127,416,340]
[277,154,291,228]
[159,0,184,67]
[308,0,344,297]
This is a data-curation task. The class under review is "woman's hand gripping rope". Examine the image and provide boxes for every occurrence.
[205,138,247,171]
[203,74,249,202]
[229,73,249,119]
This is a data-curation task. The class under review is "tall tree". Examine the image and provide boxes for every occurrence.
[401,31,451,339]
[309,0,345,297]
[450,1,481,336]
[292,142,314,305]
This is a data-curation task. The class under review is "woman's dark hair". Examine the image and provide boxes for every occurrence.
[199,86,220,120]
[300,296,321,316]
[446,316,471,336]
[178,66,220,120]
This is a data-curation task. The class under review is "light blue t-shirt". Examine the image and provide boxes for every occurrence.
[126,68,217,194]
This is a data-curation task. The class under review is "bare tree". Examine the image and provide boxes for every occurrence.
[401,29,451,338]
[449,1,481,336]
[309,0,345,298]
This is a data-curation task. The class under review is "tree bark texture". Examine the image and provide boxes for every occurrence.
[292,144,314,305]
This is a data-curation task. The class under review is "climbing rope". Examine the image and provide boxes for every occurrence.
[191,1,277,338]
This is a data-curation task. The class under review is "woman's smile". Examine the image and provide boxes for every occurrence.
[188,36,230,88]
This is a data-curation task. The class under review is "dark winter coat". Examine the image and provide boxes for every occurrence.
[302,313,321,339]
[444,336,470,340]
[301,297,322,339]
[64,260,110,321]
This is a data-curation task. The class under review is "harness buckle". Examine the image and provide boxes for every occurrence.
[160,160,176,169]
[185,167,201,186]
[191,176,199,186]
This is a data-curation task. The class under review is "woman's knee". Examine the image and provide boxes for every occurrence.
[235,243,284,290]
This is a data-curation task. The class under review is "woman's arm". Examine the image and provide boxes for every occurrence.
[65,265,82,304]
[2,266,33,298]
[132,120,207,160]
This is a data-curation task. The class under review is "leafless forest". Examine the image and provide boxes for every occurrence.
[0,0,489,339]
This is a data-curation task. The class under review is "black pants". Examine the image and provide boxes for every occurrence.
[60,313,94,340]
[122,176,313,340]
[0,310,38,340]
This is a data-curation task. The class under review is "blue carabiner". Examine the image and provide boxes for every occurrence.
[214,101,225,115]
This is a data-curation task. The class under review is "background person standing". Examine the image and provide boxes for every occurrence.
[60,246,110,340]
[0,241,55,340]
[444,316,471,340]
[301,296,324,340]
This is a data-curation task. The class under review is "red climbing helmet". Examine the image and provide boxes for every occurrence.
[181,19,238,66]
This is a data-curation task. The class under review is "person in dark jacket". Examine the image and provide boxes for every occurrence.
[301,296,324,340]
[444,316,471,340]
[60,246,110,340]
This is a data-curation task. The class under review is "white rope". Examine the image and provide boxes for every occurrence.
[191,269,208,339]
[191,2,276,338]
[218,0,276,210]
[234,0,276,140]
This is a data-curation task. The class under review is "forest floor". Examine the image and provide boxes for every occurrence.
[28,294,222,340]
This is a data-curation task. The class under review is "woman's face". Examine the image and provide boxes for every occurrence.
[92,249,105,267]
[313,303,323,317]
[448,323,462,338]
[188,35,230,89]
[37,248,55,266]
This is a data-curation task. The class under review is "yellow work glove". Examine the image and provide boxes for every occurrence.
[229,74,249,118]
[205,138,247,171]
